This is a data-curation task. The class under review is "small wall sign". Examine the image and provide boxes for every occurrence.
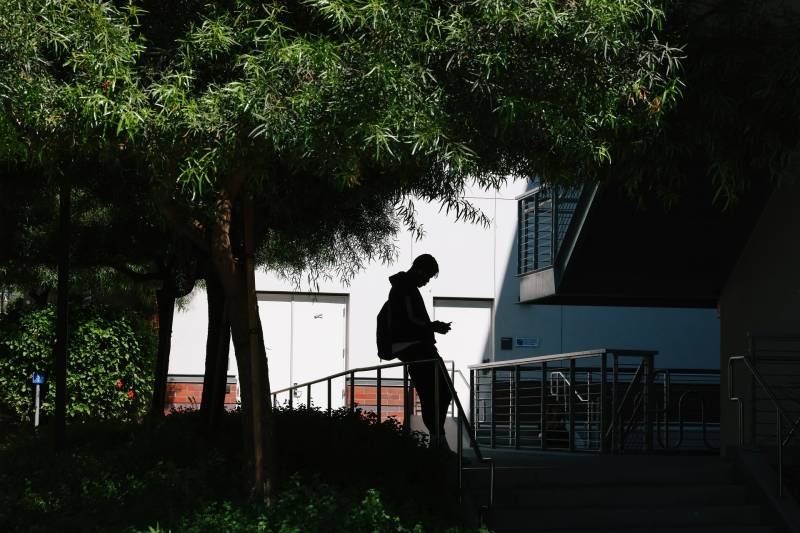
[515,337,540,348]
[32,372,46,385]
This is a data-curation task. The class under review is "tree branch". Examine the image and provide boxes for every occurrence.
[158,200,211,255]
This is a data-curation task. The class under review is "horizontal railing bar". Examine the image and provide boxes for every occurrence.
[470,349,657,370]
[271,358,440,396]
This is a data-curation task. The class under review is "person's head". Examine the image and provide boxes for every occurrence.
[409,254,439,287]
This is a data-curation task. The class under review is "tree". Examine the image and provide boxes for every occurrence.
[0,0,146,448]
[138,0,681,501]
[2,0,681,499]
[601,0,800,206]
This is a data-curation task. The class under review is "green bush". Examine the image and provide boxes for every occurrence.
[140,477,434,533]
[0,409,487,532]
[0,304,155,422]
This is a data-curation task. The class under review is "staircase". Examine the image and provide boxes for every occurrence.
[463,452,782,532]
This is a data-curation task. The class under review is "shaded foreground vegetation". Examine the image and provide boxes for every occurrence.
[0,407,485,532]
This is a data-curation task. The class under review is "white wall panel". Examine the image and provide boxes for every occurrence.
[433,298,493,410]
[257,294,292,394]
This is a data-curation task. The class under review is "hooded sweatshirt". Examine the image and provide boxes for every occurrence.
[387,271,435,347]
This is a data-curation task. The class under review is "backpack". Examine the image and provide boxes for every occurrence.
[376,300,394,360]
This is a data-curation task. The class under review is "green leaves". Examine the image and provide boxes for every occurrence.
[0,0,147,166]
[0,305,155,423]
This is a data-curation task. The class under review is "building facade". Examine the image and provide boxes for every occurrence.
[167,179,721,411]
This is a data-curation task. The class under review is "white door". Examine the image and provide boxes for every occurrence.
[257,293,347,409]
[257,294,293,398]
[291,294,347,409]
[433,298,493,416]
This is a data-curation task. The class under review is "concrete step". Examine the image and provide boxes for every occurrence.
[463,461,735,489]
[499,483,748,508]
[490,504,763,531]
[510,526,778,533]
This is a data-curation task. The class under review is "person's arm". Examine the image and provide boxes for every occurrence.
[405,296,451,334]
[405,295,431,329]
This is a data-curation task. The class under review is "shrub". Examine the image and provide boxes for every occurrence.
[141,476,431,533]
[0,409,486,532]
[0,304,155,422]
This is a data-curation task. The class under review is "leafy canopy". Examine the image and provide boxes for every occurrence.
[1,0,683,279]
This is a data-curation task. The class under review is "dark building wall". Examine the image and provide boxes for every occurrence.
[719,179,800,450]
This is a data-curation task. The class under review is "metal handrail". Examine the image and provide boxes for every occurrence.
[469,348,658,370]
[603,360,645,444]
[453,368,471,390]
[653,369,721,451]
[549,371,589,403]
[471,348,657,454]
[729,354,797,497]
[271,357,496,511]
[668,391,716,449]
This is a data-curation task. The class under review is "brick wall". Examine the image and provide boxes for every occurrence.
[165,378,238,414]
[165,379,419,424]
[347,384,419,424]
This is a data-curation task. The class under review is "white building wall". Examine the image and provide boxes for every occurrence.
[169,179,721,396]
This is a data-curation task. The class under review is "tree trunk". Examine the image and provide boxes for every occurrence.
[150,288,176,419]
[54,180,71,450]
[208,188,275,502]
[200,274,231,430]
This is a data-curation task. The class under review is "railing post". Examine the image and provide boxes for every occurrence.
[434,362,441,447]
[514,366,520,449]
[469,369,475,430]
[541,362,547,450]
[749,335,757,448]
[307,383,311,408]
[289,386,293,409]
[600,353,607,453]
[272,393,277,408]
[450,361,456,417]
[612,354,619,452]
[403,364,410,437]
[350,371,355,413]
[376,367,382,423]
[644,354,653,452]
[327,378,332,416]
[777,411,783,497]
[507,371,513,446]
[586,367,592,449]
[664,372,671,451]
[458,409,464,497]
[490,368,496,449]
[569,359,576,452]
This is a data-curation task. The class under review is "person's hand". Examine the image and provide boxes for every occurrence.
[432,320,452,334]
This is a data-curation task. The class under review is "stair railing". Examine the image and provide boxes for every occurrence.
[729,354,799,497]
[271,358,496,510]
[470,348,657,453]
[549,370,590,406]
[549,371,596,449]
[653,369,721,451]
[603,359,647,452]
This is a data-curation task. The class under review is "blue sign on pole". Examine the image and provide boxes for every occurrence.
[32,372,46,385]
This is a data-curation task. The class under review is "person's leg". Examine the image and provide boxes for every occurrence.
[406,345,452,447]
[407,357,436,436]
[436,358,453,433]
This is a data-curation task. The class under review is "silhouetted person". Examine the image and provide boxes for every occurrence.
[385,254,453,448]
